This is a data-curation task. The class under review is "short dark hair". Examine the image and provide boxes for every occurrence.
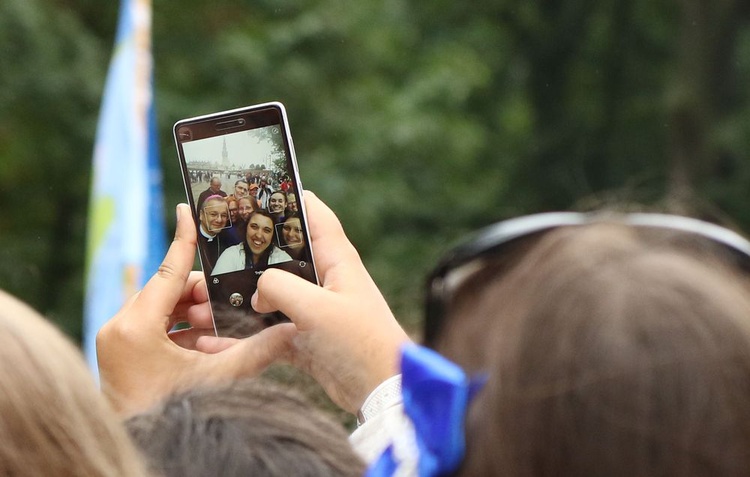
[270,190,288,201]
[125,379,365,477]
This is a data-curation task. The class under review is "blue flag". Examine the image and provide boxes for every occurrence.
[83,0,166,377]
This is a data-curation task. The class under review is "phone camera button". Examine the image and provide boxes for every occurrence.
[229,293,244,307]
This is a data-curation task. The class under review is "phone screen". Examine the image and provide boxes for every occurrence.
[174,103,317,338]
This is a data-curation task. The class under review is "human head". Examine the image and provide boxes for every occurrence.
[226,196,239,224]
[0,290,147,476]
[209,176,222,192]
[286,192,298,212]
[282,213,305,251]
[125,379,365,477]
[199,195,229,236]
[238,197,255,221]
[434,219,750,475]
[269,191,287,214]
[245,210,275,261]
[234,180,249,199]
[249,182,259,197]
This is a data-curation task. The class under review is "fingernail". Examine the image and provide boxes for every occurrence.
[250,291,259,310]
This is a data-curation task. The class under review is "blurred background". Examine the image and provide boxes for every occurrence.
[1,0,749,342]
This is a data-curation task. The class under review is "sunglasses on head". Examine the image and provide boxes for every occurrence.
[423,212,750,348]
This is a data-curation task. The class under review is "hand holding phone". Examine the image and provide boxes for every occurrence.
[250,192,412,414]
[173,102,318,338]
[97,204,295,416]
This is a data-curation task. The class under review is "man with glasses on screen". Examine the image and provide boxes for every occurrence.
[196,195,231,275]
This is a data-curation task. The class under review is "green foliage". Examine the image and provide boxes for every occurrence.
[0,0,111,337]
[1,0,749,343]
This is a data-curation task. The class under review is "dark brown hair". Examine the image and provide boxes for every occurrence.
[125,378,365,477]
[444,223,750,476]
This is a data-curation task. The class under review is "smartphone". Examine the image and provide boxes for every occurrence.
[173,102,318,338]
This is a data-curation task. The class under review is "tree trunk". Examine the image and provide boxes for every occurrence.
[667,0,744,214]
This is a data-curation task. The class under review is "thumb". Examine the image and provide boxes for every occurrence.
[133,203,197,321]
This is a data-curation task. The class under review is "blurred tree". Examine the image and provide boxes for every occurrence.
[0,0,748,342]
[0,0,113,337]
[667,0,750,225]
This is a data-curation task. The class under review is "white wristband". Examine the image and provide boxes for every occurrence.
[357,374,403,426]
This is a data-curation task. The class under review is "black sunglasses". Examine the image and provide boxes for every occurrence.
[423,212,750,348]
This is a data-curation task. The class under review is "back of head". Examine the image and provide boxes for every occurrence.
[446,224,750,476]
[126,378,365,477]
[0,290,147,477]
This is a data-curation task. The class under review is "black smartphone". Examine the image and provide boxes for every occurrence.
[173,102,318,338]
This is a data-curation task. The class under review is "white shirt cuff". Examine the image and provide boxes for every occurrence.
[356,374,403,426]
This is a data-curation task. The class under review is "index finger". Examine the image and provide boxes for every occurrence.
[253,268,342,330]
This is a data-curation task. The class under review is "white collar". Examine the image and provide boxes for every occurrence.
[199,225,216,241]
